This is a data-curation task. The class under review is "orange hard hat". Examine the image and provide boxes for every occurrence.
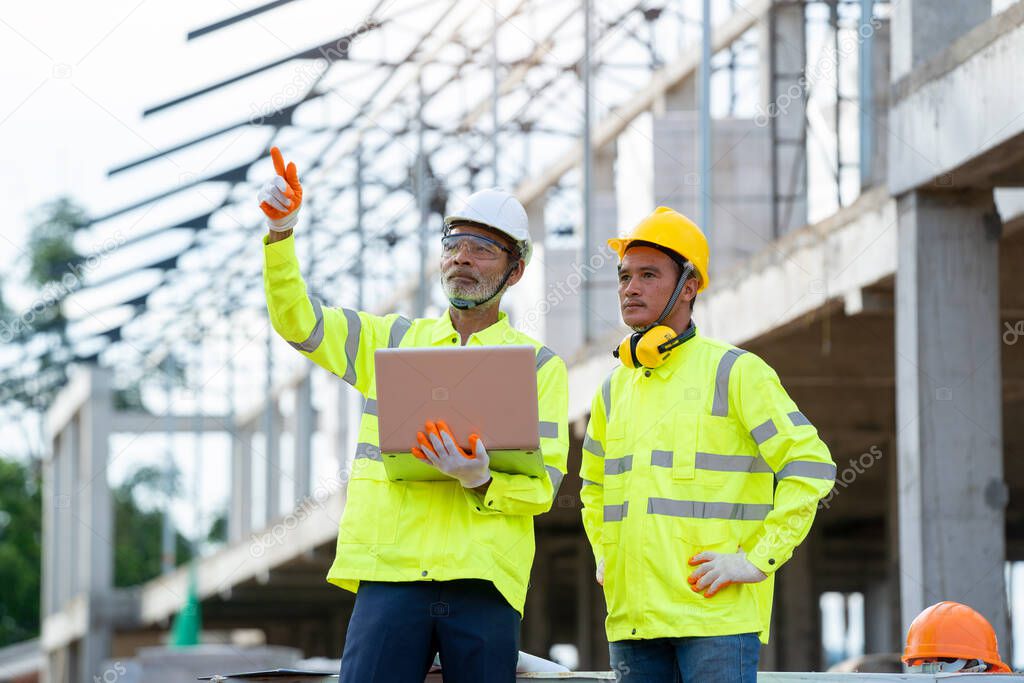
[902,601,1011,673]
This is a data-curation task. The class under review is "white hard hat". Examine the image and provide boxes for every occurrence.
[443,188,532,265]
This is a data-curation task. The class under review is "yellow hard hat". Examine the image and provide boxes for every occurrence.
[607,206,710,292]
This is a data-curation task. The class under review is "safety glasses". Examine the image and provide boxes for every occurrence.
[441,233,516,261]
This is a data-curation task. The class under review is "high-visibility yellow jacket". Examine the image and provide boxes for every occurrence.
[580,326,835,643]
[263,234,569,615]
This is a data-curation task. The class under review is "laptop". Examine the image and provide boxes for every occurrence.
[374,345,543,482]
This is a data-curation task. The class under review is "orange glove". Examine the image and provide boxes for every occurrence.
[257,146,303,232]
[412,421,479,460]
[413,420,489,488]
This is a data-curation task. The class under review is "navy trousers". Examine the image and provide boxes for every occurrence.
[339,579,520,683]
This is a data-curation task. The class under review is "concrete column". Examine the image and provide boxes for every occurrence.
[759,0,807,237]
[229,426,253,543]
[264,403,280,525]
[859,18,890,191]
[507,197,547,341]
[775,542,819,670]
[543,242,584,358]
[895,189,1007,650]
[58,419,75,606]
[657,75,696,113]
[79,365,113,682]
[41,439,56,618]
[522,536,550,656]
[576,535,594,669]
[316,374,348,474]
[585,146,625,345]
[293,374,313,502]
[891,0,991,81]
[865,436,901,654]
[864,579,898,654]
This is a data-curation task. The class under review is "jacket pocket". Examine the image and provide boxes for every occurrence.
[669,414,699,482]
[337,479,405,545]
[693,414,765,489]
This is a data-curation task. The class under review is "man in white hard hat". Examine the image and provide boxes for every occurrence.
[258,147,569,683]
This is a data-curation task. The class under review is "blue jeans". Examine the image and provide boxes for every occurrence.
[339,579,520,683]
[609,633,760,683]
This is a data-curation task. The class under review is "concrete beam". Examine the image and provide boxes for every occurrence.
[889,4,1024,194]
[44,365,91,448]
[891,0,992,81]
[139,491,344,625]
[110,411,232,433]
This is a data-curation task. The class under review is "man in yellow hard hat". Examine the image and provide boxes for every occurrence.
[579,207,836,681]
[258,148,569,683]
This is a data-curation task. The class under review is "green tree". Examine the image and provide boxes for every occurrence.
[113,465,191,587]
[1,197,89,411]
[113,465,227,587]
[0,458,41,646]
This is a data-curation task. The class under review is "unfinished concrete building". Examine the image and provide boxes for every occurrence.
[20,0,1024,679]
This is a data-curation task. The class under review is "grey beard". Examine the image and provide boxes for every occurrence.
[442,274,502,302]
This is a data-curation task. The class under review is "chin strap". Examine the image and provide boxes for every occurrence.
[448,261,519,310]
[635,262,693,333]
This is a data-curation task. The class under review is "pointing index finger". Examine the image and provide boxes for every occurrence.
[270,146,286,177]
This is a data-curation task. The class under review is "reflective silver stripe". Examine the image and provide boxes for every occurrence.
[583,434,605,457]
[605,455,633,476]
[695,452,772,474]
[546,465,564,497]
[651,450,673,467]
[362,398,377,417]
[647,497,772,521]
[601,373,613,422]
[536,345,556,371]
[287,297,325,353]
[604,502,628,522]
[341,308,362,384]
[777,461,837,481]
[539,421,559,438]
[354,442,381,461]
[788,411,811,427]
[651,450,771,473]
[750,419,778,444]
[388,316,411,348]
[581,479,601,487]
[711,349,746,417]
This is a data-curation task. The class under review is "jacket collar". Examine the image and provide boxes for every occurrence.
[430,307,513,345]
[649,320,701,379]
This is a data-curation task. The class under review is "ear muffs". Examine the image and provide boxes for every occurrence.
[612,323,698,369]
[613,325,678,369]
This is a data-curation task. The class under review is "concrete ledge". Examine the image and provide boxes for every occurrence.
[136,491,345,625]
[891,1,1024,103]
[889,6,1024,193]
